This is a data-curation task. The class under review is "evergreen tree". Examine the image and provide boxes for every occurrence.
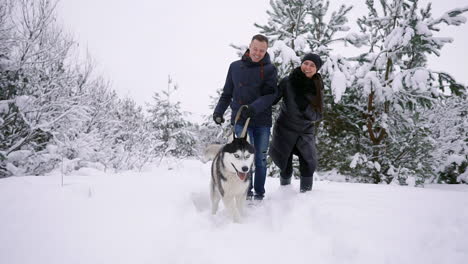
[0,0,156,175]
[0,0,89,176]
[424,96,468,184]
[253,0,356,78]
[345,0,468,184]
[147,76,196,160]
[110,97,153,171]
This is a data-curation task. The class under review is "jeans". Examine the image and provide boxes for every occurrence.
[234,124,271,196]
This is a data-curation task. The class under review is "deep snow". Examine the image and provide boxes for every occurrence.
[1,159,467,264]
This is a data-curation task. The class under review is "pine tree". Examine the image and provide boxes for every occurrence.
[110,97,153,171]
[147,76,196,161]
[253,0,355,78]
[424,96,468,184]
[0,0,151,175]
[345,0,468,184]
[0,0,91,176]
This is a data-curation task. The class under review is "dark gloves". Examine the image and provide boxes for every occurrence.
[213,113,225,125]
[240,105,255,120]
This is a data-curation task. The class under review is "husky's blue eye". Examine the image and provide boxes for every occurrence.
[234,154,240,158]
[245,154,250,159]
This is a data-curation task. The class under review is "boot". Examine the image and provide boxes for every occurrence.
[300,177,312,192]
[280,176,291,186]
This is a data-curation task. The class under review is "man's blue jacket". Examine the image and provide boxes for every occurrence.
[214,50,278,127]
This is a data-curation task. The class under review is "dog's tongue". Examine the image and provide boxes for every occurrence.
[237,172,247,181]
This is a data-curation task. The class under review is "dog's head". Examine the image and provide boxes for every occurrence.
[222,137,255,181]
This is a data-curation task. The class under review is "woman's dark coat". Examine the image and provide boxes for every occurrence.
[269,68,324,174]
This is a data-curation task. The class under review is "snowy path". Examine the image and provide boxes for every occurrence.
[1,159,467,264]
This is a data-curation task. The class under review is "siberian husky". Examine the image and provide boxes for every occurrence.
[204,115,255,223]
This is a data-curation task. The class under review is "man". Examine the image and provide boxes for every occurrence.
[213,34,278,200]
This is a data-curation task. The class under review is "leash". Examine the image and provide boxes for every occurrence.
[233,105,251,139]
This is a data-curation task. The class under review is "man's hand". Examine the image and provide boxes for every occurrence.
[213,113,225,125]
[240,105,255,120]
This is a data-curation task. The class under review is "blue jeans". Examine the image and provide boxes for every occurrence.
[234,125,271,196]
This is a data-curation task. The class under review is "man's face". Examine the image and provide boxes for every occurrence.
[249,39,268,63]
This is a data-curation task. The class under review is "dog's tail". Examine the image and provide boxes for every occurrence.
[201,144,223,163]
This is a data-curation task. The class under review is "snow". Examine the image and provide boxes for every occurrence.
[384,26,415,51]
[392,72,403,93]
[359,71,384,101]
[407,68,430,92]
[445,154,466,166]
[270,40,300,65]
[293,35,308,52]
[14,95,31,111]
[1,159,468,264]
[6,150,33,162]
[415,21,432,36]
[0,100,11,114]
[331,70,347,103]
[349,153,361,169]
[433,7,468,26]
[321,55,353,104]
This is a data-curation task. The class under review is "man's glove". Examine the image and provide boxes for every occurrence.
[213,113,225,125]
[240,105,255,120]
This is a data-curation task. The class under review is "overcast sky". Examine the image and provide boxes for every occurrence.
[57,0,468,123]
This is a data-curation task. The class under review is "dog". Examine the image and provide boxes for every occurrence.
[204,130,255,223]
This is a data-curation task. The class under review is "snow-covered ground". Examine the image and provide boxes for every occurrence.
[1,159,467,264]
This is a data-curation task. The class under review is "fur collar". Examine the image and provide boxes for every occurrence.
[290,67,317,96]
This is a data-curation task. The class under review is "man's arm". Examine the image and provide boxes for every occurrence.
[248,66,278,114]
[272,77,287,105]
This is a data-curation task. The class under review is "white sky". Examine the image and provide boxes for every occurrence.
[57,0,468,123]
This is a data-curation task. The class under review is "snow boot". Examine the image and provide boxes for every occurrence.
[300,177,312,192]
[280,176,291,186]
[253,193,264,201]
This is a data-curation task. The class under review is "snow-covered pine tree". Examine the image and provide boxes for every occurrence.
[109,97,153,171]
[0,2,16,176]
[346,0,468,184]
[147,76,196,161]
[424,96,467,184]
[0,0,93,176]
[1,0,150,176]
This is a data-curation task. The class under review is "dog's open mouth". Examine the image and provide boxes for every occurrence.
[237,172,248,181]
[232,163,249,181]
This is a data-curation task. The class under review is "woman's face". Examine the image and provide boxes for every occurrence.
[301,60,317,78]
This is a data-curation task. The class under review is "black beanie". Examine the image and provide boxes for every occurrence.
[301,53,323,71]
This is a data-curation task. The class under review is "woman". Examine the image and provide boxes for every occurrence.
[269,53,324,192]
